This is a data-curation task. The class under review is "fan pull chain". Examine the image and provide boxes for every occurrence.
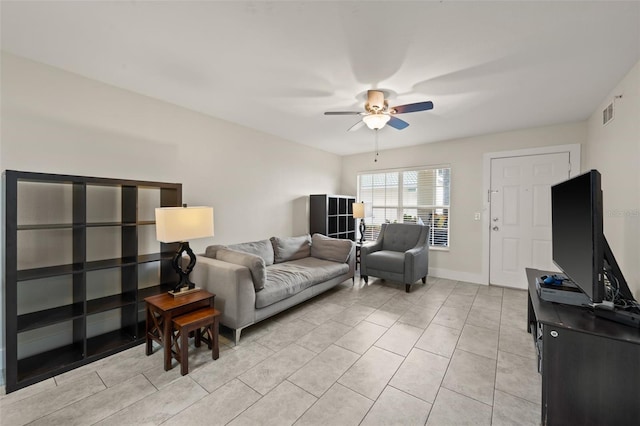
[374,129,379,162]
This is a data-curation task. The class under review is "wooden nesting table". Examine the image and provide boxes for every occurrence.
[144,289,217,371]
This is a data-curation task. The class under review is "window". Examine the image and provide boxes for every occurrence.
[357,167,451,247]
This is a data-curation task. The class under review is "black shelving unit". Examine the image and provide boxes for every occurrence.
[3,170,181,393]
[309,194,356,241]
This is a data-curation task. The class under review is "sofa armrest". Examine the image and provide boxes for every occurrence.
[191,256,256,330]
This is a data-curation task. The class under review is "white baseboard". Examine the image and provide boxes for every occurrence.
[429,268,487,285]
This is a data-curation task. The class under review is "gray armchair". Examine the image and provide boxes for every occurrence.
[360,223,429,293]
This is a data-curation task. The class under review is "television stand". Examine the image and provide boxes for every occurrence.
[594,308,640,328]
[526,268,640,425]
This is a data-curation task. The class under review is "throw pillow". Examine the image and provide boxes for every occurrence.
[270,234,311,263]
[217,248,266,291]
[228,239,275,266]
[204,244,227,259]
[311,233,353,263]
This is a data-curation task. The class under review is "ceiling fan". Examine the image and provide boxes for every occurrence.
[324,90,433,131]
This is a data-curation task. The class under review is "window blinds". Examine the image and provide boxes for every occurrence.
[357,167,451,247]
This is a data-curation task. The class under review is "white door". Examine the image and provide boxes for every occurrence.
[489,153,570,289]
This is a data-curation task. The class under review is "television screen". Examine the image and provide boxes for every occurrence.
[551,170,604,303]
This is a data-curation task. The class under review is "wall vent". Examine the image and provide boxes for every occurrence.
[602,102,614,125]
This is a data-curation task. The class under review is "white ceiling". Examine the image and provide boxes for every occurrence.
[2,1,639,156]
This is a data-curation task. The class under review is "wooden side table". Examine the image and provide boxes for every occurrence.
[144,290,215,371]
[355,242,372,270]
[172,307,221,375]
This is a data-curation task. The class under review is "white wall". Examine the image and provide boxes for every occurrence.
[585,60,640,300]
[341,122,587,283]
[0,53,343,385]
[1,53,342,244]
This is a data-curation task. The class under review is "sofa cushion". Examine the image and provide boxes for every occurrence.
[217,248,266,291]
[271,234,311,263]
[204,244,227,259]
[255,257,349,308]
[228,239,275,266]
[311,233,353,263]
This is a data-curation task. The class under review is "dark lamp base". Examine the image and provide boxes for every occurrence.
[171,241,198,294]
[359,219,366,244]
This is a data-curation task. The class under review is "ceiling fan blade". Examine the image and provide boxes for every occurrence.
[324,111,362,115]
[348,120,365,132]
[391,101,434,114]
[387,116,410,130]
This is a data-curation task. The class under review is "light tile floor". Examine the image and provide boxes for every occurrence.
[0,275,542,425]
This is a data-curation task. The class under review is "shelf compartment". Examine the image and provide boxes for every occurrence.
[328,217,338,234]
[328,198,338,215]
[17,343,84,383]
[17,263,84,281]
[339,198,347,214]
[87,293,136,315]
[86,328,137,357]
[17,228,74,271]
[86,184,121,224]
[17,303,84,332]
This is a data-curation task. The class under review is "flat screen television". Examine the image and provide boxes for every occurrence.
[551,169,635,305]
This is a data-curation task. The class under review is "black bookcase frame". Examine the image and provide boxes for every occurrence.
[3,170,182,393]
[309,194,356,241]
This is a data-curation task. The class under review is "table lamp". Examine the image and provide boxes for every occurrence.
[352,202,367,244]
[155,205,214,296]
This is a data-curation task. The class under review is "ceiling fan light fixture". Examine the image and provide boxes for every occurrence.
[363,114,390,130]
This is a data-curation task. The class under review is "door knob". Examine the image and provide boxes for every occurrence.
[492,226,499,231]
[493,217,499,222]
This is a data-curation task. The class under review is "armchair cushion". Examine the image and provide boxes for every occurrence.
[366,251,405,273]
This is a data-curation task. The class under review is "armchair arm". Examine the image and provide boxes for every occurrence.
[360,240,382,275]
[403,225,430,283]
[191,256,256,330]
[404,244,429,283]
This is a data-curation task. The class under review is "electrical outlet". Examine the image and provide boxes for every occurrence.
[474,212,481,221]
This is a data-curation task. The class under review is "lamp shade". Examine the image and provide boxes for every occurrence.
[352,202,365,219]
[362,113,390,130]
[155,206,214,243]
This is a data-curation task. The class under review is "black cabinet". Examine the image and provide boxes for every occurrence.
[3,170,182,393]
[526,268,640,425]
[309,194,356,241]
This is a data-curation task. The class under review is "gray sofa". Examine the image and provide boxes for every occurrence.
[190,233,355,344]
[360,223,429,293]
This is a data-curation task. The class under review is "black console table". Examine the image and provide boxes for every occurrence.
[526,268,640,425]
